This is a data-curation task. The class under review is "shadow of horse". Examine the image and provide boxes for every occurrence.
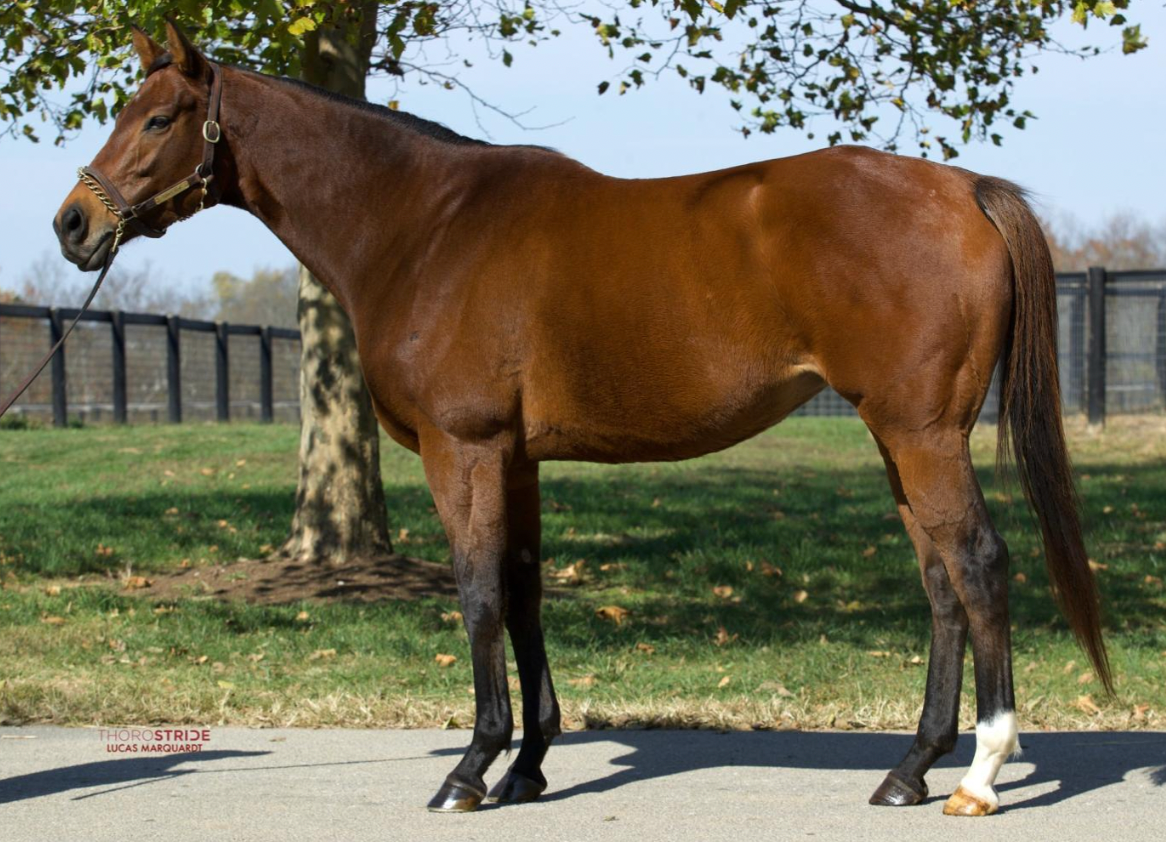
[433,730,1166,812]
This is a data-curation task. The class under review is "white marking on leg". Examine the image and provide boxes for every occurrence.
[958,711,1019,809]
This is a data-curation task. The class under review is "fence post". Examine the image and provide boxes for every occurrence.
[1157,289,1166,409]
[48,308,67,428]
[166,315,182,423]
[111,310,127,424]
[260,326,274,423]
[1068,290,1086,413]
[1086,266,1107,426]
[215,321,230,422]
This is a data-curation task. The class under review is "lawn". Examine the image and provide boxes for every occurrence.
[1,416,1163,732]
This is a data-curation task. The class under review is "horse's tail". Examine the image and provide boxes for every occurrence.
[974,176,1112,693]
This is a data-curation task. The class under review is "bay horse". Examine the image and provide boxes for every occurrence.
[54,22,1108,818]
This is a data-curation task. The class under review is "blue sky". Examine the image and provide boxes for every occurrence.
[1,6,1162,295]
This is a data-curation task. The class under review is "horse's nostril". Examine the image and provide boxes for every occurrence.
[61,205,87,243]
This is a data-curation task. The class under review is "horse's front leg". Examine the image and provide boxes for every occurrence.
[421,428,514,813]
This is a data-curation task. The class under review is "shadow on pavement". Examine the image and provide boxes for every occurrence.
[0,750,270,805]
[434,730,1166,812]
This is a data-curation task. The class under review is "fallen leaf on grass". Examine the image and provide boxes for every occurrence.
[596,605,630,625]
[95,544,114,557]
[861,546,877,558]
[568,675,596,688]
[1078,671,1095,685]
[757,680,794,697]
[1062,660,1077,675]
[549,560,586,584]
[217,680,235,690]
[1014,572,1027,584]
[41,615,66,625]
[309,649,337,661]
[717,676,731,689]
[295,611,311,622]
[1088,559,1108,572]
[713,585,733,599]
[440,611,463,624]
[634,642,656,655]
[123,576,152,590]
[1132,704,1151,721]
[599,562,626,572]
[792,590,809,604]
[908,655,924,666]
[434,653,457,668]
[44,585,61,596]
[760,562,782,579]
[714,626,738,647]
[1075,694,1101,715]
[867,650,891,658]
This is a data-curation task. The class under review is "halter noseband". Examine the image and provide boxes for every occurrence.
[77,61,223,253]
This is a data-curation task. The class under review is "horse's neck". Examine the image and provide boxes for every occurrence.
[220,68,465,309]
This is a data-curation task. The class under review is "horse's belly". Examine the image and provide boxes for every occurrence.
[522,366,825,463]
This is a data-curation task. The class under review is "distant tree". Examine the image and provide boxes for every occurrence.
[8,252,213,316]
[211,266,299,328]
[1043,212,1166,272]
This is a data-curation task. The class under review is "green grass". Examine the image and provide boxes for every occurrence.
[1,418,1164,730]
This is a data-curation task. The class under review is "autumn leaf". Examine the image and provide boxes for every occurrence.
[44,585,61,596]
[95,544,114,557]
[634,642,656,655]
[717,675,731,688]
[760,562,782,579]
[295,611,311,622]
[441,611,464,624]
[714,626,738,647]
[793,589,809,604]
[596,605,630,625]
[712,585,733,599]
[757,680,794,697]
[908,655,924,666]
[41,615,65,625]
[1014,572,1027,584]
[309,649,337,661]
[434,653,457,668]
[1132,704,1151,721]
[861,546,877,558]
[867,650,891,658]
[568,675,596,688]
[550,560,586,584]
[1075,694,1101,715]
[123,576,152,590]
[1088,559,1108,572]
[1078,671,1095,685]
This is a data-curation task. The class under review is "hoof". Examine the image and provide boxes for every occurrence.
[487,769,547,804]
[869,772,928,807]
[427,780,485,813]
[943,785,998,817]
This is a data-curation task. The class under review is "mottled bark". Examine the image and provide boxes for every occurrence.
[278,8,392,566]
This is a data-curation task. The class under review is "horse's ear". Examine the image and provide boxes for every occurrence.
[164,18,209,79]
[131,25,165,75]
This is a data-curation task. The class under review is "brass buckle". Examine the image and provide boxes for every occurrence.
[202,120,221,143]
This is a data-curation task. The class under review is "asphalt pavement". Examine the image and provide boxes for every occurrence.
[2,726,1163,841]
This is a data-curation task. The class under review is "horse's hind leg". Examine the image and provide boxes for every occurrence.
[488,464,562,803]
[421,429,514,813]
[869,439,969,806]
[870,429,1018,816]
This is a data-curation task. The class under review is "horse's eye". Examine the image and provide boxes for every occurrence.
[145,115,171,132]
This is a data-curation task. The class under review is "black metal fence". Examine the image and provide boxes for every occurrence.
[2,267,1164,427]
[0,304,302,426]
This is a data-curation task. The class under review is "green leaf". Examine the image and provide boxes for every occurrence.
[287,18,317,37]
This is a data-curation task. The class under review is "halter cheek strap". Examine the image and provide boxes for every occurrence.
[0,62,223,421]
[78,60,223,253]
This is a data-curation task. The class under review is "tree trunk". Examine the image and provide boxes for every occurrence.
[278,8,392,566]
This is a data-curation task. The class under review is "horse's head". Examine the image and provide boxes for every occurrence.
[54,21,220,271]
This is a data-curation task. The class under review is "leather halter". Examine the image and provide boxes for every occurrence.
[0,61,224,421]
[78,61,223,250]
